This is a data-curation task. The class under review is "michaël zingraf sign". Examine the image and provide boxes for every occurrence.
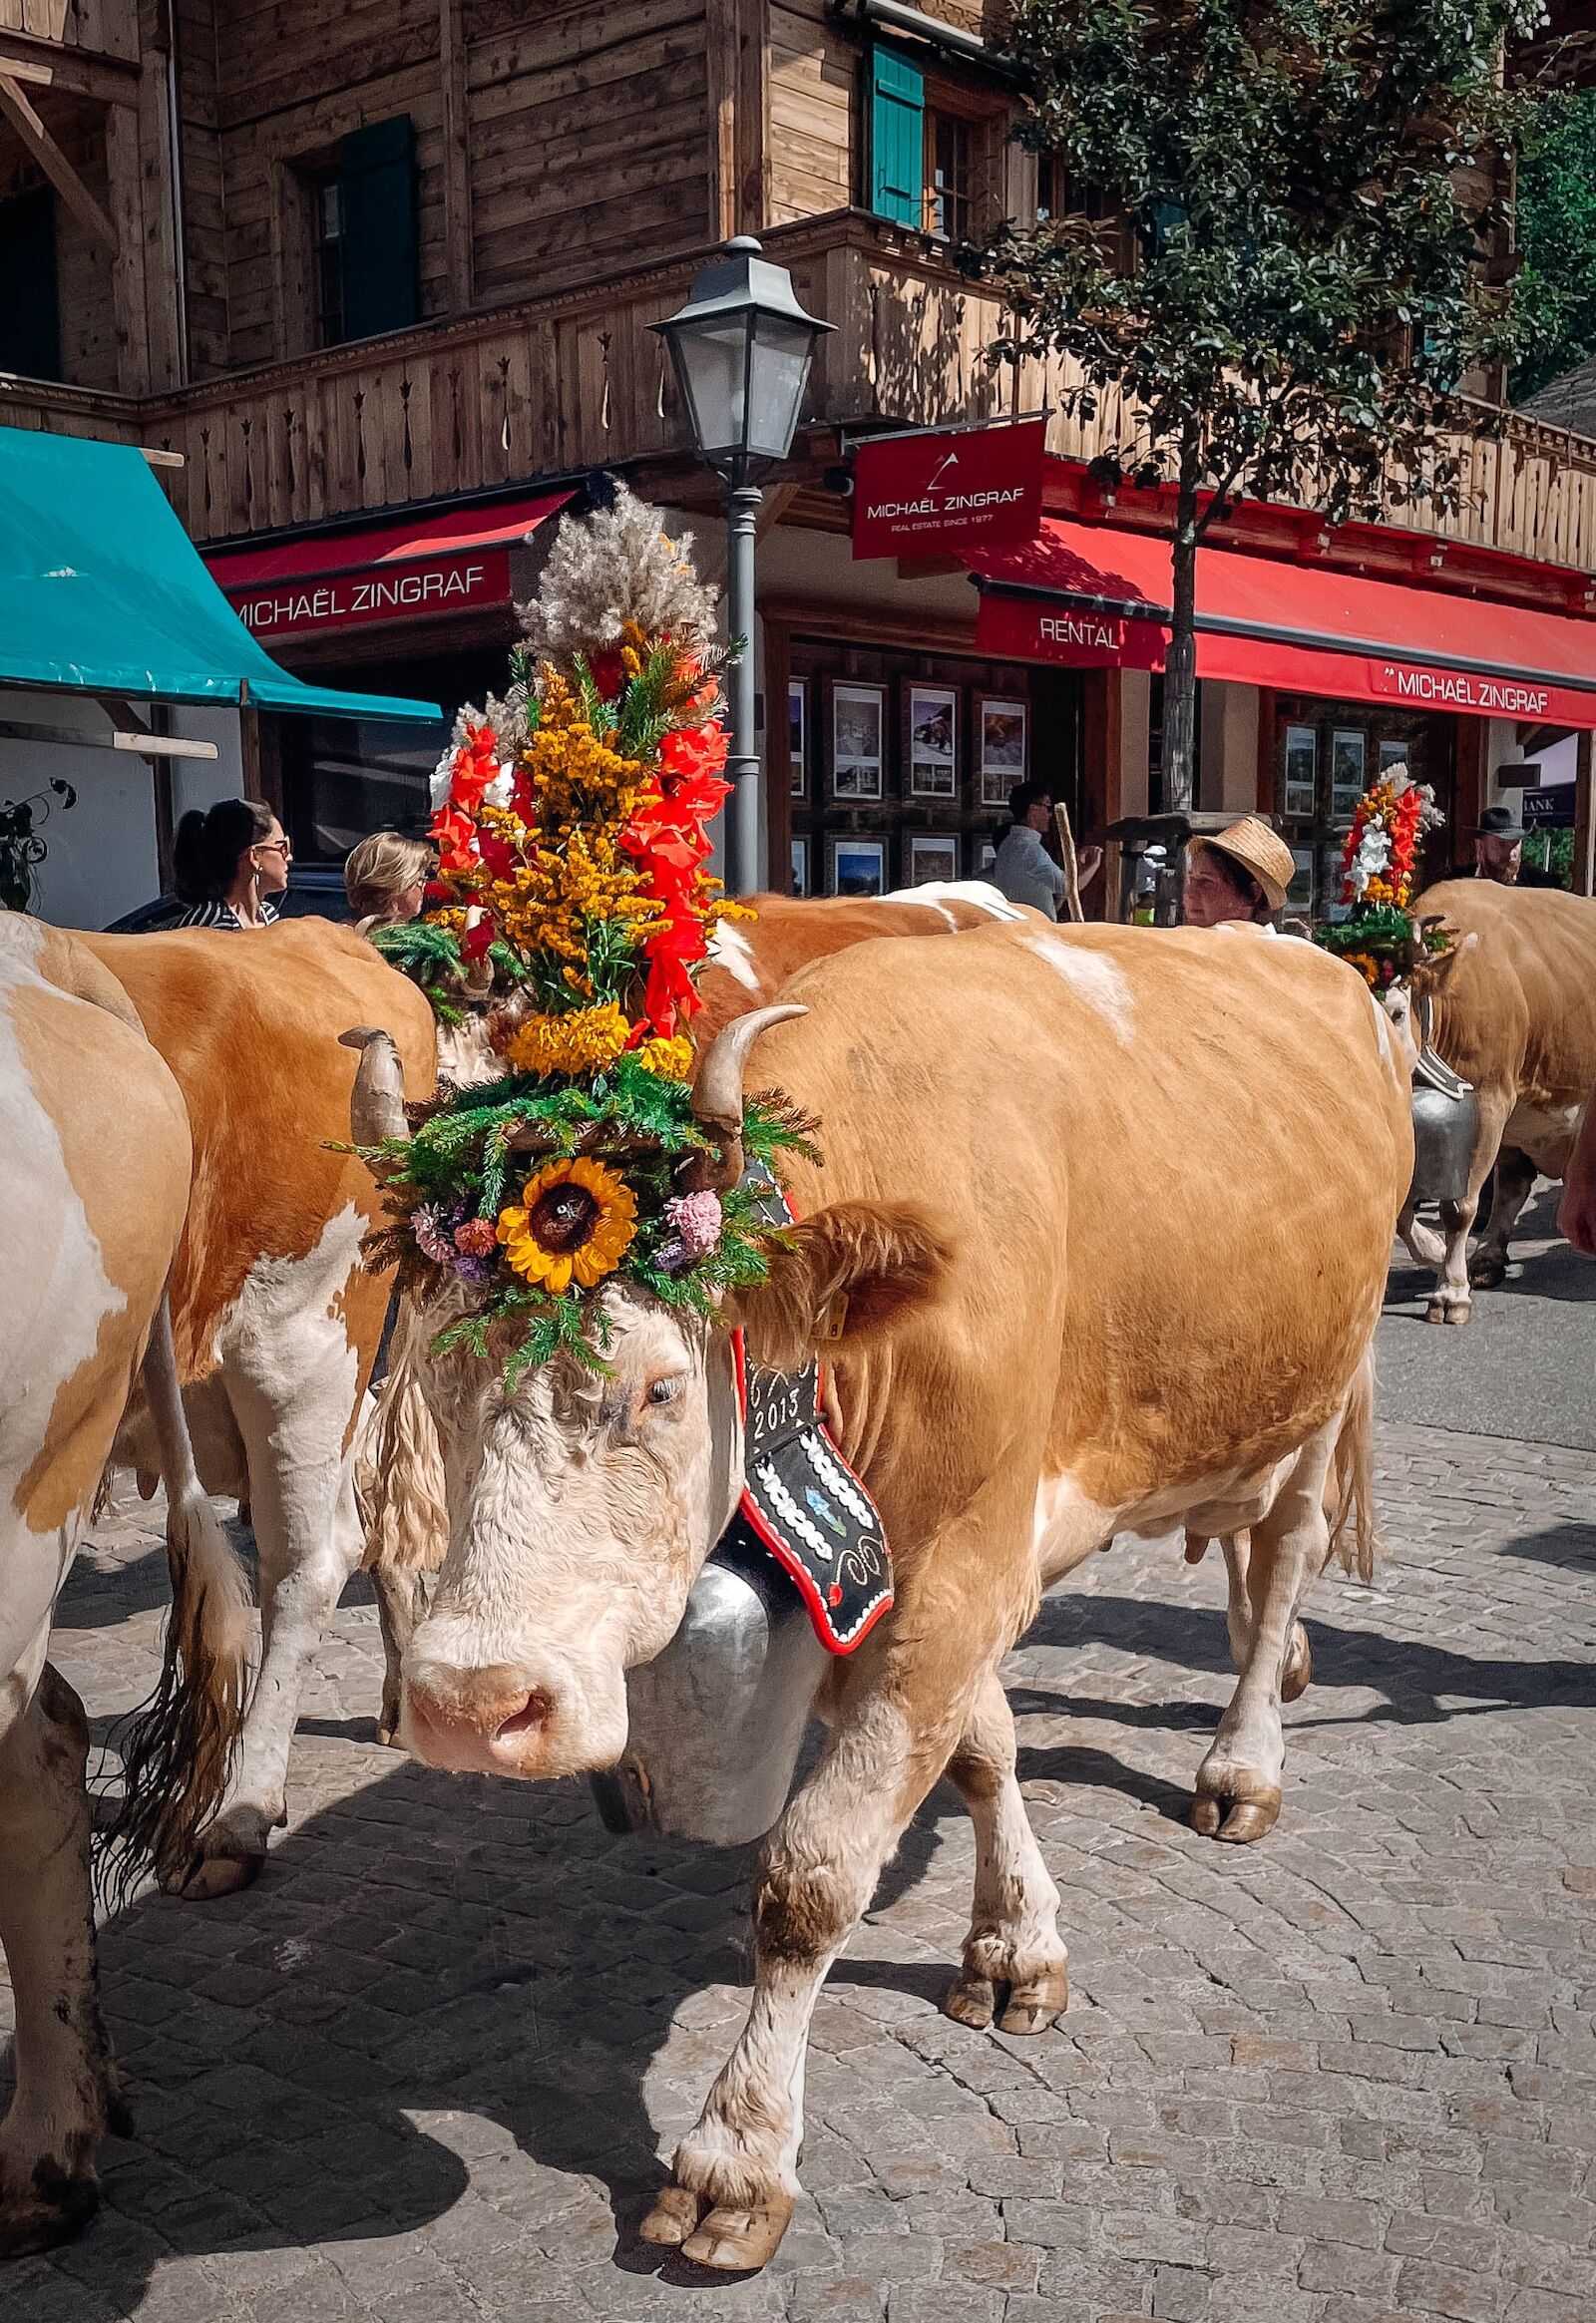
[227,550,511,640]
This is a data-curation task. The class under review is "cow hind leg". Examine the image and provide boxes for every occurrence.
[1192,1415,1337,1845]
[371,1560,427,1748]
[943,1669,1067,2035]
[1468,1143,1537,1290]
[1425,1192,1480,1326]
[0,1665,127,2257]
[1397,1198,1446,1273]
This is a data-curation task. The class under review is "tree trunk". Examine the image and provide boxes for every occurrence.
[1161,439,1202,815]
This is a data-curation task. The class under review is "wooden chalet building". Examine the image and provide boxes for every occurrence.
[5,0,1596,918]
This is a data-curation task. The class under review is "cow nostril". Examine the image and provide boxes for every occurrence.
[495,1691,552,1741]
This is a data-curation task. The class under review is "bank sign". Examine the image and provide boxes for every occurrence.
[852,419,1044,560]
[226,548,511,639]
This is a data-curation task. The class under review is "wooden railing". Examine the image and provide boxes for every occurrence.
[7,207,1596,575]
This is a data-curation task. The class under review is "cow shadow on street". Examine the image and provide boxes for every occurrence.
[4,1733,952,2305]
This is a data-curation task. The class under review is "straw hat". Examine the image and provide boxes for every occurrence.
[1191,817,1296,915]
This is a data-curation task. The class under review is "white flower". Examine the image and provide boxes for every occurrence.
[429,749,456,810]
[484,765,515,808]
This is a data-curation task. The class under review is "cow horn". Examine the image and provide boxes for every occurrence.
[340,1026,410,1146]
[686,1003,807,1190]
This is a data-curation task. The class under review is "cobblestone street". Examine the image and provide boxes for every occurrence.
[6,1385,1595,2323]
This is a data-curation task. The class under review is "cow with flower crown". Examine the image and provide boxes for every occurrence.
[343,489,1412,2271]
[1315,768,1596,1322]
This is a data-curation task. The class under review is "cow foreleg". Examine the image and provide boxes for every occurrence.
[175,1359,364,1898]
[1468,1142,1537,1290]
[0,1665,127,2257]
[371,1560,428,1748]
[1397,1199,1446,1272]
[1192,1416,1336,1844]
[641,1690,952,2272]
[1425,1192,1480,1326]
[944,1669,1067,2035]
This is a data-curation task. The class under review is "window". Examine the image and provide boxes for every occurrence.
[927,111,971,240]
[311,175,346,349]
[303,117,419,349]
[1035,156,1110,227]
[0,186,62,381]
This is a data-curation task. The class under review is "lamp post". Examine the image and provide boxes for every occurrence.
[652,236,832,896]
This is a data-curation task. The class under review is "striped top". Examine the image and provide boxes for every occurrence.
[174,898,280,931]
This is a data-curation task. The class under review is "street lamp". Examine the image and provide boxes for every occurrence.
[652,236,832,896]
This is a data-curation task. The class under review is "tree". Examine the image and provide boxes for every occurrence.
[1512,88,1596,401]
[980,0,1537,813]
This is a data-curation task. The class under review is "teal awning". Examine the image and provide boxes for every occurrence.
[0,426,440,723]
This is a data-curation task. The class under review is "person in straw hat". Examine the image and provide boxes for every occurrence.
[1182,815,1297,930]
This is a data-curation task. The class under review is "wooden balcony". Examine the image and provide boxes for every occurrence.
[6,207,1596,581]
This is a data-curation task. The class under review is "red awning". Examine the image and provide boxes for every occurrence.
[206,489,574,647]
[973,518,1596,728]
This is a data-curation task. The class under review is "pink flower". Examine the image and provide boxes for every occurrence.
[414,1203,461,1266]
[665,1189,723,1260]
[454,1217,499,1257]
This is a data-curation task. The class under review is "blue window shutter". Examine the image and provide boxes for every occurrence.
[871,48,924,226]
[339,117,420,341]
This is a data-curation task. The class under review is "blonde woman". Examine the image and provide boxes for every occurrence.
[343,832,433,935]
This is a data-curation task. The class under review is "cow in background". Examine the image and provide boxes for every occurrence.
[349,922,1411,2270]
[81,922,435,1894]
[1400,881,1596,1321]
[1,920,251,2255]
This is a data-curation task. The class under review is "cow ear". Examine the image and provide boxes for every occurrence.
[728,1201,952,1376]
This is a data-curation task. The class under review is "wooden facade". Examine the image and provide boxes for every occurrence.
[0,0,1593,581]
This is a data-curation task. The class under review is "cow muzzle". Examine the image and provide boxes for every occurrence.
[399,1652,628,1780]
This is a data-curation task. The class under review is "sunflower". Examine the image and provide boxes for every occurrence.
[497,1156,637,1294]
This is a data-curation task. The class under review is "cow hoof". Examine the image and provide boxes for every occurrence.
[377,1695,404,1749]
[639,2184,704,2246]
[1424,1299,1469,1326]
[1281,1623,1313,1703]
[998,1965,1069,2036]
[0,2165,100,2258]
[169,1845,264,1901]
[944,1969,998,2029]
[1468,1256,1506,1290]
[683,2198,794,2272]
[1191,1780,1281,1845]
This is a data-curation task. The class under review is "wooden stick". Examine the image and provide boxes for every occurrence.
[1052,801,1085,923]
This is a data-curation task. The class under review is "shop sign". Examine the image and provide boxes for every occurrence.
[853,419,1044,560]
[1522,785,1576,829]
[1367,658,1557,719]
[227,548,512,639]
[975,588,1166,669]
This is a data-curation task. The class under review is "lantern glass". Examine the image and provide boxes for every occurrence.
[743,316,819,464]
[665,314,754,467]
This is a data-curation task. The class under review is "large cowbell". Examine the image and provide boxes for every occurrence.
[590,1533,829,1847]
[1409,1045,1478,1205]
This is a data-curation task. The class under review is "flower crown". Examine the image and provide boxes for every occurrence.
[1314,764,1450,989]
[357,488,815,1373]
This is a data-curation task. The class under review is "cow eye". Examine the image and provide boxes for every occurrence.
[644,1375,683,1409]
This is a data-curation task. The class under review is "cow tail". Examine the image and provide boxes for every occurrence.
[1326,1347,1381,1586]
[355,1300,449,1577]
[103,1297,253,1901]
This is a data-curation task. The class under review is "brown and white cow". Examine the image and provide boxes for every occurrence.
[1398,880,1596,1322]
[347,920,1410,2270]
[0,918,252,2255]
[77,921,435,1894]
[357,880,1037,1737]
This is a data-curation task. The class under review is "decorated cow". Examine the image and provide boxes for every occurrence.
[339,494,1413,2271]
[0,919,251,2255]
[1401,877,1596,1321]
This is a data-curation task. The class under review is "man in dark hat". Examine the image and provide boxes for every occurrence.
[1469,804,1562,888]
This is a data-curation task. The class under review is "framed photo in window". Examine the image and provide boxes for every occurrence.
[1330,729,1367,824]
[907,682,958,798]
[1379,739,1410,775]
[830,681,885,802]
[831,836,885,897]
[909,834,960,887]
[1283,725,1317,820]
[978,696,1027,807]
[788,679,808,799]
[790,836,808,897]
[1289,847,1316,912]
[978,842,997,876]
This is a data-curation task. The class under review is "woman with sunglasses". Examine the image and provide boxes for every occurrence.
[173,798,291,929]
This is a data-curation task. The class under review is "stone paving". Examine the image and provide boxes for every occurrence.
[6,1419,1596,2323]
